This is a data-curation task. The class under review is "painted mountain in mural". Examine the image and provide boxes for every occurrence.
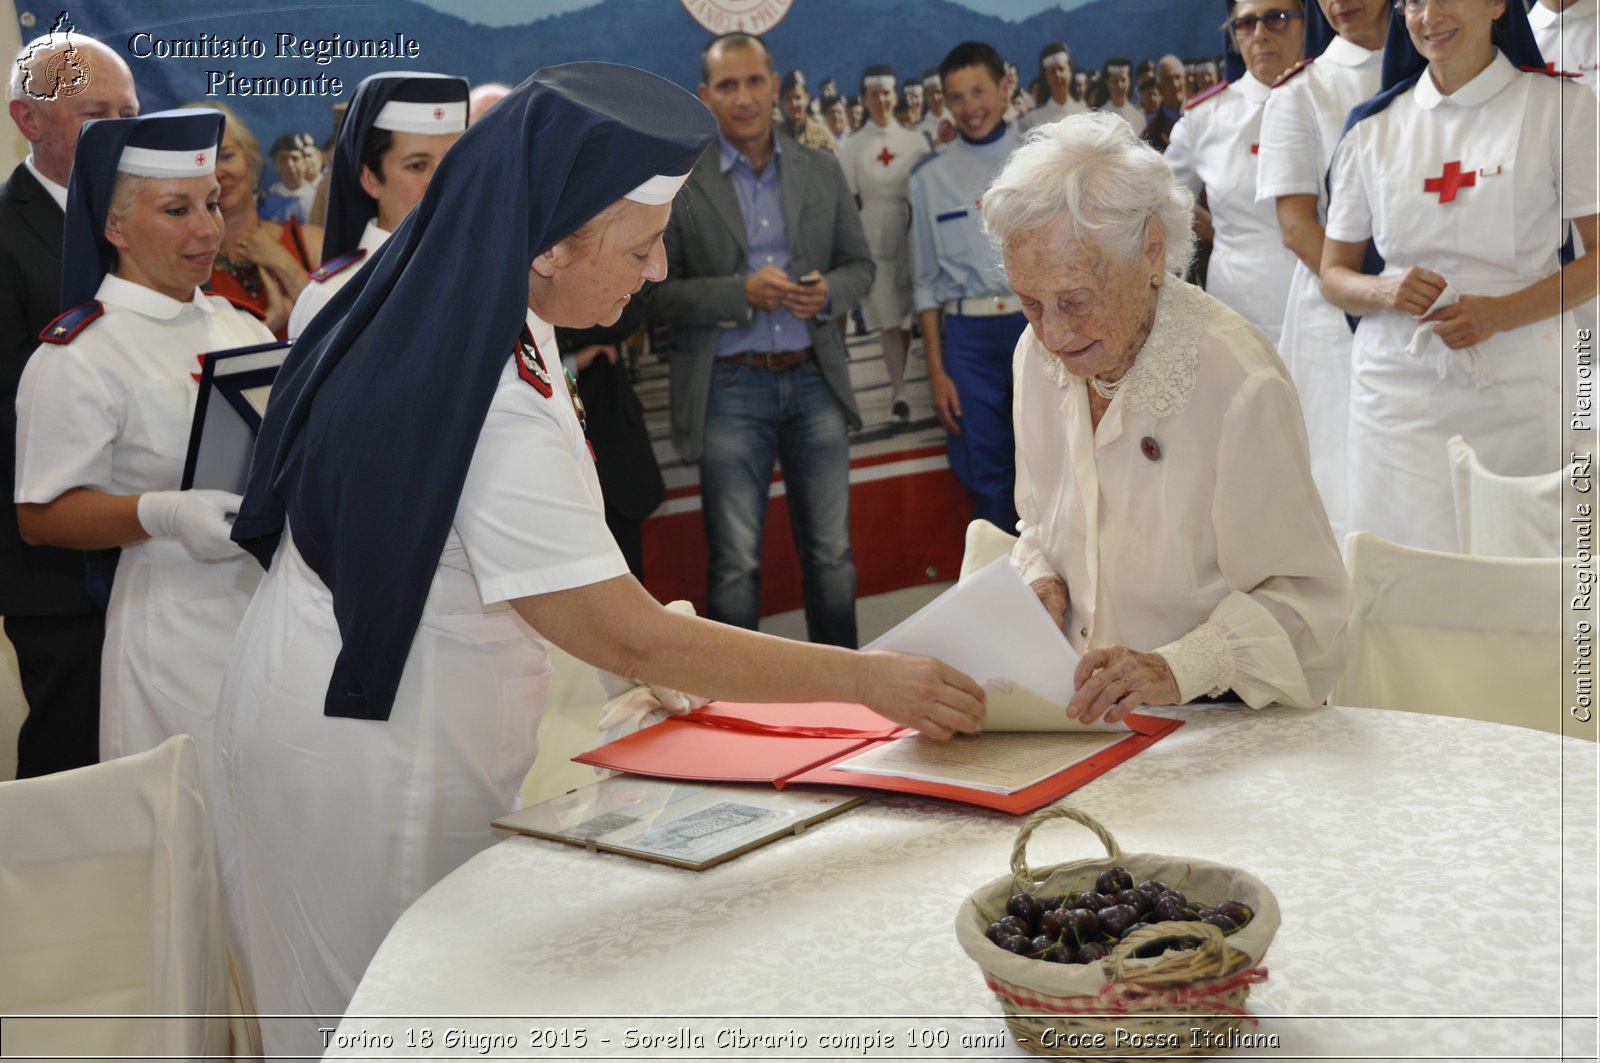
[83,0,1220,142]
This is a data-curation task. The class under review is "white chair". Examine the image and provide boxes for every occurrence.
[1335,531,1565,735]
[958,519,1019,582]
[0,735,261,1059]
[1447,434,1564,557]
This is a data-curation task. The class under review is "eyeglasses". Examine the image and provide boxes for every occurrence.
[1394,0,1466,12]
[1226,10,1304,35]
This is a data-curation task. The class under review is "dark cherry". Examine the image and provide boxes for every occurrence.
[1067,891,1111,911]
[1076,941,1111,963]
[1201,913,1239,933]
[1096,903,1141,937]
[1040,908,1072,938]
[1153,894,1197,923]
[1043,942,1078,964]
[1030,933,1057,954]
[1062,907,1101,945]
[985,921,1011,945]
[1158,888,1188,907]
[996,915,1031,939]
[1001,933,1033,955]
[1141,880,1171,895]
[1214,900,1254,927]
[1116,887,1154,916]
[1006,892,1045,927]
[1095,866,1135,895]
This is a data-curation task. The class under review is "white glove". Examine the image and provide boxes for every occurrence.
[596,599,710,743]
[136,489,245,562]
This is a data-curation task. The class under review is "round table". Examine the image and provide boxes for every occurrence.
[323,704,1597,1060]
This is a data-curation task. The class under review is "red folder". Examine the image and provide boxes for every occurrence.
[574,701,1183,815]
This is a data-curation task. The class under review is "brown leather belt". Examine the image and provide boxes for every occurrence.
[724,347,815,370]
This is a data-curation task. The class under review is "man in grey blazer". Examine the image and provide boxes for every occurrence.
[648,32,873,648]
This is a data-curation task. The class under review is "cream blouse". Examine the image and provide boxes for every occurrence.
[1010,279,1349,708]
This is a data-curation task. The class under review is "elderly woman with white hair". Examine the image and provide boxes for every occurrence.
[985,112,1350,723]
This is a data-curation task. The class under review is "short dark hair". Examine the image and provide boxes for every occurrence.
[701,32,772,83]
[920,67,939,83]
[359,126,394,187]
[939,42,1005,87]
[780,68,806,97]
[269,133,302,158]
[859,63,896,99]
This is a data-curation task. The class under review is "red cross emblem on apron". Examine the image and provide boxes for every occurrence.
[1424,160,1475,203]
[876,147,896,166]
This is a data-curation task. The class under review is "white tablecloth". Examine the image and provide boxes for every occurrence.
[323,705,1597,1060]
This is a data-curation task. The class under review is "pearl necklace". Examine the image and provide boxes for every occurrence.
[1089,369,1129,401]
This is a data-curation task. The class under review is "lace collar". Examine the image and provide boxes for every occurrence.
[1039,276,1205,419]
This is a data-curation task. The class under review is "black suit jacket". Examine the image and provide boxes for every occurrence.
[0,162,98,616]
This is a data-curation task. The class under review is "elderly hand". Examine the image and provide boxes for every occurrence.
[1422,294,1501,350]
[1381,265,1448,318]
[782,272,828,319]
[1068,645,1179,725]
[1031,576,1069,631]
[856,650,985,741]
[745,266,798,312]
[929,371,962,435]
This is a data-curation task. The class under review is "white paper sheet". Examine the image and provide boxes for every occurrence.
[867,557,1122,733]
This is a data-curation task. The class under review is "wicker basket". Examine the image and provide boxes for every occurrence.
[955,807,1280,1059]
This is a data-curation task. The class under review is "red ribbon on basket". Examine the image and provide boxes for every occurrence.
[677,710,902,741]
[986,966,1269,1021]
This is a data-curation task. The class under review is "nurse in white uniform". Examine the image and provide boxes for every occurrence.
[286,72,468,338]
[214,64,986,1060]
[1528,0,1599,93]
[13,110,274,797]
[840,64,930,421]
[1020,42,1089,131]
[1255,0,1389,542]
[1166,0,1306,342]
[1322,1,1599,551]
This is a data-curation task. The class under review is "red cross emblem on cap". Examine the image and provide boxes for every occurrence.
[433,107,444,120]
[1424,161,1475,203]
[876,147,896,167]
[195,152,207,166]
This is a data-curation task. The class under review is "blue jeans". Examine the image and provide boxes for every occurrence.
[700,358,857,647]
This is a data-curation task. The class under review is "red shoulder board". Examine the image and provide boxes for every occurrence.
[514,325,553,398]
[1521,63,1582,79]
[1271,57,1314,89]
[308,247,368,283]
[1184,80,1230,110]
[221,294,268,322]
[38,300,104,344]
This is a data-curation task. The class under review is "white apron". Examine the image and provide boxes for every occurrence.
[1344,71,1566,552]
[214,530,549,1058]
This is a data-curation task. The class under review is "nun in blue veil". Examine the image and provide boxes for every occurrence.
[1318,0,1597,551]
[213,63,985,1057]
[13,110,276,801]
